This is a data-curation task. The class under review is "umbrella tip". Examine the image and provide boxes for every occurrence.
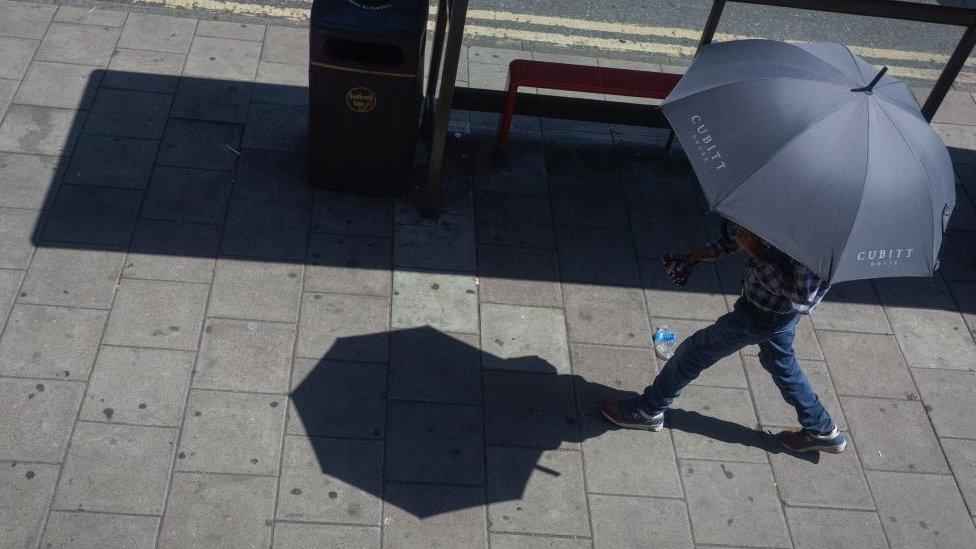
[851,66,889,94]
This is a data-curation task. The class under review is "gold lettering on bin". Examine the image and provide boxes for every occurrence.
[346,87,377,113]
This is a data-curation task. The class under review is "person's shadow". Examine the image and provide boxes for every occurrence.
[287,325,810,521]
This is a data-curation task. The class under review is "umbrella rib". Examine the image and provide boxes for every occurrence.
[710,94,861,210]
[874,100,937,273]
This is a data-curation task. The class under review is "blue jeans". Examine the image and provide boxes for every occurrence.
[642,297,834,435]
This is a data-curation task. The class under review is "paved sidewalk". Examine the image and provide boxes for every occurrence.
[1,1,976,548]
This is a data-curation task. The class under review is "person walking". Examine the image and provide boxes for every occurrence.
[601,224,847,453]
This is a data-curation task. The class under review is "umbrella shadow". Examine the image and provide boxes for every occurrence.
[286,325,808,520]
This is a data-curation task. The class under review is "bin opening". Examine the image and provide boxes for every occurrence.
[325,38,404,68]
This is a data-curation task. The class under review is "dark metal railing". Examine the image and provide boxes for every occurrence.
[422,0,976,215]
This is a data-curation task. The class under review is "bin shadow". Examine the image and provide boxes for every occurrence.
[7,68,975,314]
[286,325,807,520]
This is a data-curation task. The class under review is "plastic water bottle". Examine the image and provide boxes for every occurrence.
[653,326,677,360]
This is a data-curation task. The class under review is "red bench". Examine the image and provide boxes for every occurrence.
[495,59,682,155]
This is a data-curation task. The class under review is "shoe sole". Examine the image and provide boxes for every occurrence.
[601,409,664,431]
[781,439,847,454]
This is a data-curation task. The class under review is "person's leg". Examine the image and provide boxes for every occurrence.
[756,325,834,435]
[641,304,758,414]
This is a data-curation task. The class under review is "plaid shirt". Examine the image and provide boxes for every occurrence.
[707,228,829,315]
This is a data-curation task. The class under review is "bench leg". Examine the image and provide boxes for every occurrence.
[664,129,676,153]
[494,74,519,158]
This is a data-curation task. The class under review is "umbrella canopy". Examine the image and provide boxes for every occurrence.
[661,39,956,283]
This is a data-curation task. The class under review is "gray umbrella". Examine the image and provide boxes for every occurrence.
[661,39,956,283]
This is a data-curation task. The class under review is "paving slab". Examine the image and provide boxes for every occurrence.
[17,248,122,309]
[261,26,307,65]
[272,523,379,548]
[654,317,747,389]
[556,225,640,286]
[669,385,768,463]
[550,175,629,230]
[0,152,63,209]
[158,472,276,549]
[580,416,681,498]
[0,303,105,379]
[177,390,285,475]
[85,88,171,139]
[630,207,706,260]
[54,5,126,27]
[297,292,389,361]
[385,401,484,485]
[784,508,887,549]
[640,260,727,322]
[392,271,479,334]
[745,357,846,429]
[679,459,790,548]
[276,435,383,525]
[0,78,16,118]
[207,259,302,322]
[940,438,976,516]
[15,61,100,110]
[388,329,481,405]
[472,143,548,196]
[306,232,391,296]
[812,280,892,333]
[288,358,386,439]
[382,484,487,549]
[54,421,175,514]
[571,343,656,414]
[157,119,242,171]
[142,166,233,224]
[80,346,194,426]
[221,199,308,261]
[43,185,141,246]
[124,219,221,283]
[41,511,159,549]
[118,13,196,53]
[911,368,976,439]
[170,78,251,124]
[489,534,590,549]
[0,462,59,549]
[36,22,119,67]
[484,370,578,449]
[103,279,207,350]
[0,206,39,269]
[477,191,555,249]
[0,0,55,39]
[563,283,650,347]
[196,20,265,41]
[544,129,617,179]
[243,102,307,152]
[195,318,295,393]
[768,438,873,510]
[589,494,693,549]
[65,134,159,189]
[818,331,919,400]
[486,446,589,537]
[394,214,476,272]
[0,378,84,462]
[868,470,976,548]
[841,396,948,473]
[0,104,82,156]
[104,49,186,93]
[254,61,309,105]
[0,37,37,80]
[184,35,261,81]
[234,149,310,204]
[481,303,570,374]
[311,191,393,237]
[477,244,561,308]
[875,277,976,370]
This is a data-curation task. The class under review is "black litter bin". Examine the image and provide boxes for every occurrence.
[308,0,429,194]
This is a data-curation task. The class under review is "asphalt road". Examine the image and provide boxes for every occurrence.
[105,0,976,87]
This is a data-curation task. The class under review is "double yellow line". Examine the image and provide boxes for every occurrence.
[137,0,976,83]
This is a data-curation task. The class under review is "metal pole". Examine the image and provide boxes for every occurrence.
[422,0,450,136]
[422,0,469,218]
[697,0,727,54]
[922,24,976,121]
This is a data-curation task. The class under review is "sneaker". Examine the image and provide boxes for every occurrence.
[775,426,847,454]
[601,398,665,431]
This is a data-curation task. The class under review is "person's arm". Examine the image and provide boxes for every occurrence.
[686,229,739,262]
